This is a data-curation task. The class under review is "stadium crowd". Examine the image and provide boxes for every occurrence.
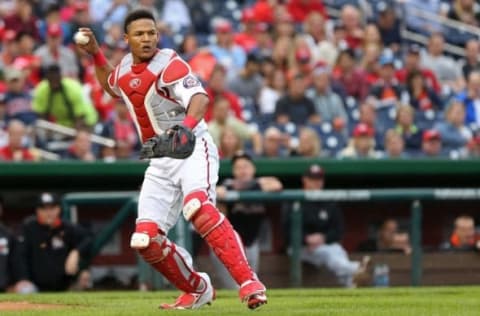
[1,0,480,162]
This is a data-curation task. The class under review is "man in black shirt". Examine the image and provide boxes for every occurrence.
[214,151,283,288]
[0,196,34,293]
[299,164,371,287]
[19,192,92,291]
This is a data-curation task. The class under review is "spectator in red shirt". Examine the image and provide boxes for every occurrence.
[396,44,441,94]
[205,65,243,122]
[3,0,39,42]
[234,8,259,53]
[333,48,370,101]
[287,0,327,23]
[0,119,36,161]
[251,0,275,24]
[340,5,364,50]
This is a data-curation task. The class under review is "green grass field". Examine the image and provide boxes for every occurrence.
[1,287,480,316]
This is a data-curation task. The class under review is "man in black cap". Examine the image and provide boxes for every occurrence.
[213,151,283,289]
[18,192,92,291]
[297,164,371,287]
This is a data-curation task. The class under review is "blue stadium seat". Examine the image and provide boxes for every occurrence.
[308,122,348,157]
[375,105,397,134]
[415,109,440,130]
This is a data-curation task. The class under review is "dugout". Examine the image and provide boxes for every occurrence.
[1,159,479,287]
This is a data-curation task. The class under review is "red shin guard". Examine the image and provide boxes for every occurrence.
[133,221,206,294]
[184,192,255,285]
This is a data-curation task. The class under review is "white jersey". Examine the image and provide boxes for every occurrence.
[107,48,208,142]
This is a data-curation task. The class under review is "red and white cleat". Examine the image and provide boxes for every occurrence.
[239,280,268,310]
[160,273,215,310]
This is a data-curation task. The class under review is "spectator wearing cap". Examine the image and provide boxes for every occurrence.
[38,4,72,45]
[18,192,93,292]
[339,123,380,159]
[209,19,247,80]
[69,1,101,45]
[405,69,443,112]
[0,119,36,161]
[420,33,465,93]
[357,101,385,150]
[2,67,36,125]
[419,129,443,158]
[214,152,283,288]
[396,44,441,94]
[289,46,314,86]
[301,12,338,67]
[3,0,39,42]
[208,96,263,156]
[205,65,243,123]
[227,53,264,108]
[394,104,422,152]
[332,49,370,101]
[14,31,42,87]
[288,164,372,287]
[34,23,79,79]
[461,39,480,81]
[368,51,406,108]
[234,8,260,53]
[435,100,472,154]
[306,63,348,134]
[456,71,480,127]
[440,215,480,252]
[375,2,402,51]
[32,64,97,129]
[0,30,19,68]
[287,0,327,23]
[274,73,320,126]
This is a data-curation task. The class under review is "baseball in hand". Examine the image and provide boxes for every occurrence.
[74,31,90,45]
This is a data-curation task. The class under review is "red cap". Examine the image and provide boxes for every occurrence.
[242,8,256,23]
[295,47,311,62]
[3,29,16,42]
[215,20,233,33]
[47,23,62,37]
[422,129,441,141]
[73,1,89,11]
[353,123,374,137]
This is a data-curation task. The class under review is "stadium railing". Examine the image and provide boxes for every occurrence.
[62,188,480,288]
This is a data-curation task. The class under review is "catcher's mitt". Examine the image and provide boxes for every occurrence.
[140,125,196,159]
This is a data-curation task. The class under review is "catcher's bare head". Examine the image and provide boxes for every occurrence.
[123,9,158,63]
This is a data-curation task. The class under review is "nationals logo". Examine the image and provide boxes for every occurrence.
[129,78,142,88]
[183,75,200,88]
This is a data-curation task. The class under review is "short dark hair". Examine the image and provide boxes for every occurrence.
[124,9,156,33]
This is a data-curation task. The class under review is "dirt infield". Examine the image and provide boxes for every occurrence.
[0,301,66,311]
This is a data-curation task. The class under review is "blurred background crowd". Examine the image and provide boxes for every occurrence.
[1,0,480,162]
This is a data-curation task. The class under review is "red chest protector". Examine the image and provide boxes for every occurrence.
[117,63,158,141]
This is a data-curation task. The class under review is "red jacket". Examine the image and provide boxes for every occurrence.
[205,88,244,123]
[0,146,35,161]
[287,0,327,22]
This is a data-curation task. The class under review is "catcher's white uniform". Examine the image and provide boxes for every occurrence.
[108,49,218,233]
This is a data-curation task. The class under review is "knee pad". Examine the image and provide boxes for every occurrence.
[130,220,164,249]
[183,190,224,237]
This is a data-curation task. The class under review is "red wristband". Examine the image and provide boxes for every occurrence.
[93,50,107,67]
[183,115,199,129]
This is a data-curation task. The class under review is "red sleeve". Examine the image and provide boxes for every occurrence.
[225,92,244,121]
[424,70,441,94]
